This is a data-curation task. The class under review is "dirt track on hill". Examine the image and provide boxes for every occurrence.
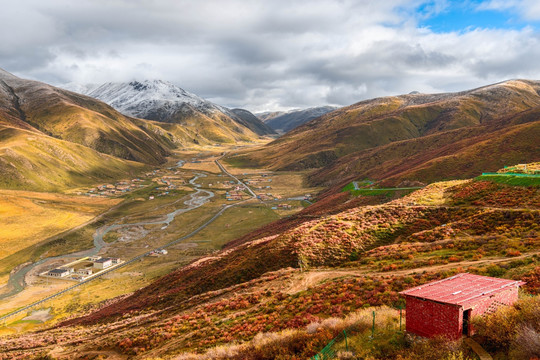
[286,250,540,294]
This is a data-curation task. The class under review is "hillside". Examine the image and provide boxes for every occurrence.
[0,69,181,190]
[70,80,274,141]
[0,69,173,165]
[1,171,538,359]
[0,126,145,191]
[230,108,276,136]
[238,80,540,187]
[258,106,338,132]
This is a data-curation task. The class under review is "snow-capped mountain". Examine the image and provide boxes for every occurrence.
[64,80,274,135]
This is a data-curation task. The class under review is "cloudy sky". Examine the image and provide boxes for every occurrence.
[2,0,540,111]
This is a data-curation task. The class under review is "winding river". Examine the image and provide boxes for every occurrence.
[0,171,214,300]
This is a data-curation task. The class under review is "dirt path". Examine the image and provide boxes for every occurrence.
[286,251,540,294]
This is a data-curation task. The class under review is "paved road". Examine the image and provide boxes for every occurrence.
[0,163,255,323]
[215,159,257,198]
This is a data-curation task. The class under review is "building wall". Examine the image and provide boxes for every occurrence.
[405,296,462,340]
[93,260,112,269]
[467,286,520,335]
[405,286,521,339]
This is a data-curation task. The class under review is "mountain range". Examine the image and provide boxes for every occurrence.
[0,69,270,190]
[237,80,540,189]
[1,70,539,359]
[66,80,275,137]
[257,106,338,132]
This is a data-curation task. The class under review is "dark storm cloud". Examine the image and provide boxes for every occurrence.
[1,0,540,111]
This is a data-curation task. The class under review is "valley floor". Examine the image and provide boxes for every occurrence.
[0,145,321,335]
[0,155,538,360]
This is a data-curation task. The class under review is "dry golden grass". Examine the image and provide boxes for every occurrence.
[181,161,221,173]
[0,190,119,260]
[267,171,323,198]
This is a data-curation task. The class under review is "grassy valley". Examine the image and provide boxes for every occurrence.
[1,164,538,359]
[0,73,539,360]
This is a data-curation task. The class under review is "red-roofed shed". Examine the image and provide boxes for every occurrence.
[400,273,524,339]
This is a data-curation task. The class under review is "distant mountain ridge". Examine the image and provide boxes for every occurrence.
[256,106,338,132]
[66,80,275,136]
[236,79,540,187]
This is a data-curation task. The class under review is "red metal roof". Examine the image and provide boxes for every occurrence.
[399,273,524,307]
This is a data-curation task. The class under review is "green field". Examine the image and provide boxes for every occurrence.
[343,181,422,197]
[477,174,540,187]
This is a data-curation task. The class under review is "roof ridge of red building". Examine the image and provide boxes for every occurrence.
[399,273,525,306]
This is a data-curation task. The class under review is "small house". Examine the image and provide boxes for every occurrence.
[400,273,524,339]
[77,268,93,276]
[47,268,71,277]
[93,258,113,269]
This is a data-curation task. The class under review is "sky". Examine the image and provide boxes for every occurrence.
[1,0,540,112]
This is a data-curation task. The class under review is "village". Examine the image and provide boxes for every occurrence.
[77,167,188,200]
[40,256,125,282]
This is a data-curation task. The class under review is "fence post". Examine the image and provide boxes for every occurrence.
[399,305,402,331]
[344,329,348,351]
[371,311,375,338]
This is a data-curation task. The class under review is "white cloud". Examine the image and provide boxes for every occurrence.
[477,0,540,21]
[1,0,540,111]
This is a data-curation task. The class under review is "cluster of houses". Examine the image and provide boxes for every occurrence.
[83,179,145,197]
[242,174,273,189]
[42,256,123,282]
[149,249,168,257]
[256,193,280,201]
[226,188,249,201]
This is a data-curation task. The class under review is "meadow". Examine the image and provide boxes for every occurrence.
[0,190,119,279]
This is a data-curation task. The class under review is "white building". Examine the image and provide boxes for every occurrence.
[93,258,113,269]
[47,268,70,277]
[77,268,93,275]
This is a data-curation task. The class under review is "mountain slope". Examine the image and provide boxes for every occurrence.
[2,173,538,359]
[238,80,540,186]
[258,106,338,132]
[73,80,274,140]
[0,68,175,190]
[0,69,173,165]
[0,126,145,191]
[230,108,276,135]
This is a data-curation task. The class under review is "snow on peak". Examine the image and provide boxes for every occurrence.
[65,79,229,121]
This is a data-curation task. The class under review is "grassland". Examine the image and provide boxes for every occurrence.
[342,181,422,198]
[0,190,119,262]
[476,174,540,187]
[193,203,281,248]
[1,165,540,359]
[0,152,314,324]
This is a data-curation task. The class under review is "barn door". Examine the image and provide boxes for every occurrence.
[463,309,471,336]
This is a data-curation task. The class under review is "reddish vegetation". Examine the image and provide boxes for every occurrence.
[520,266,540,294]
[451,180,540,208]
[1,174,539,359]
[225,191,388,249]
